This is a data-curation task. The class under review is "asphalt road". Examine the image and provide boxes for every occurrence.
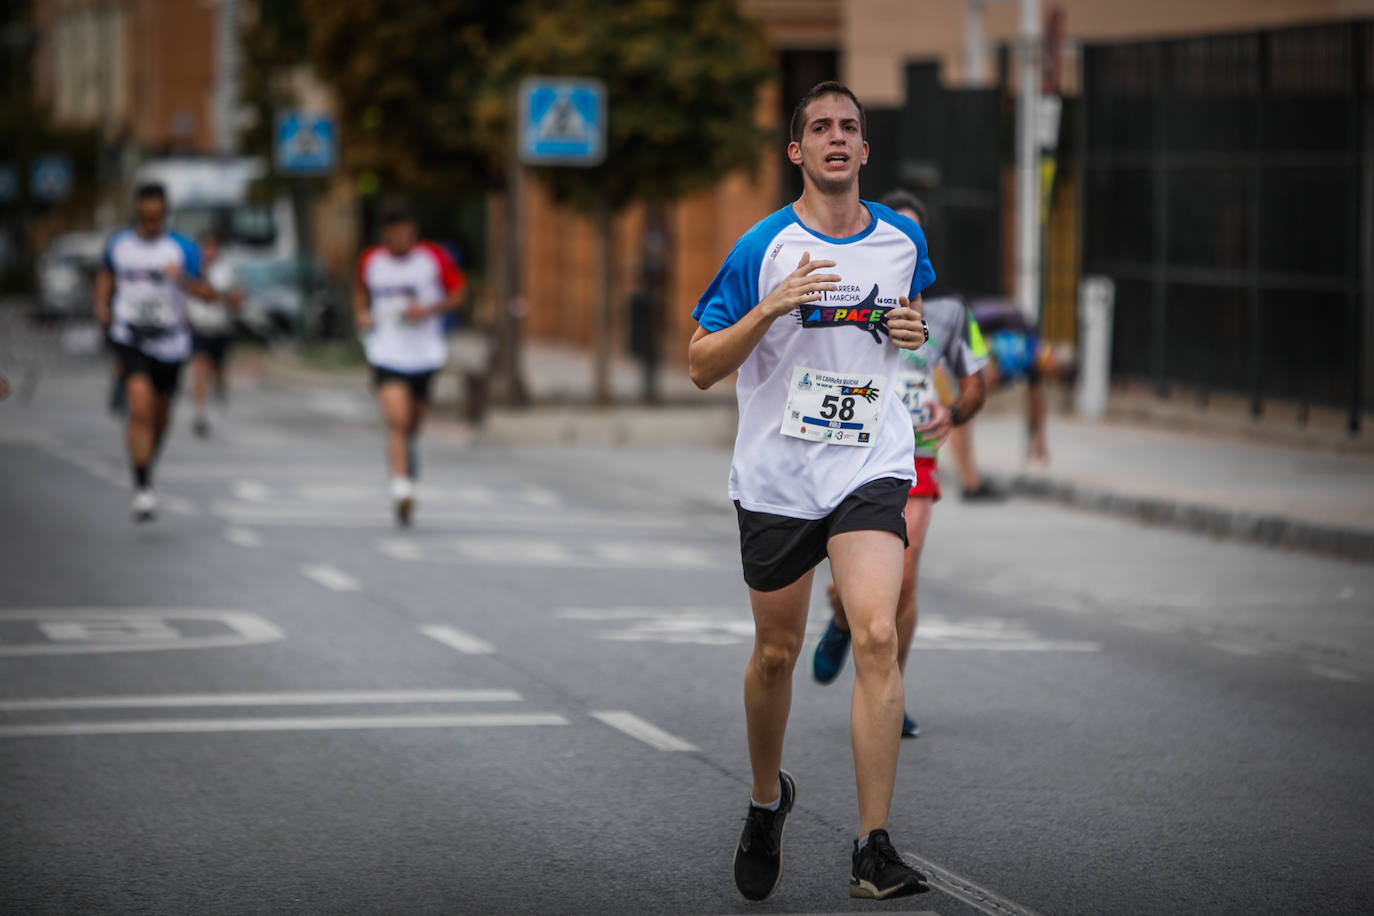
[2,341,1372,915]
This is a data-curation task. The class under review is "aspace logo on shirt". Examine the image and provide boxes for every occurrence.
[796,283,889,343]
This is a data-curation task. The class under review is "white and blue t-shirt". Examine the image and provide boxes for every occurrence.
[693,201,936,519]
[105,228,201,363]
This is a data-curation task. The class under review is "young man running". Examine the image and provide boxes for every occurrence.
[813,189,990,738]
[94,183,219,522]
[690,81,934,902]
[354,204,465,526]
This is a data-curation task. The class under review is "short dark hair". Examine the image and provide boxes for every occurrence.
[134,182,166,203]
[880,189,926,227]
[789,81,867,142]
[381,201,413,226]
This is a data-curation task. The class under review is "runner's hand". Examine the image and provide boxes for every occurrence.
[914,401,954,448]
[888,295,926,350]
[403,302,429,324]
[758,252,840,320]
[355,312,374,334]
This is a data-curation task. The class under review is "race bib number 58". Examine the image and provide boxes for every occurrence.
[780,366,885,447]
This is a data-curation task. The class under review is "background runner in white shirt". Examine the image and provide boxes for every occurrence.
[186,231,243,439]
[814,190,991,739]
[353,203,466,526]
[94,182,220,523]
[689,81,934,902]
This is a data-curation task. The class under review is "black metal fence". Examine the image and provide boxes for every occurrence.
[1082,21,1371,430]
[866,62,1007,300]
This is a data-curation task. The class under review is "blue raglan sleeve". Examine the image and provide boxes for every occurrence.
[870,203,937,299]
[692,223,777,333]
[171,233,202,279]
[908,227,936,299]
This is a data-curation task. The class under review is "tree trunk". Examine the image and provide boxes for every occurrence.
[593,203,614,406]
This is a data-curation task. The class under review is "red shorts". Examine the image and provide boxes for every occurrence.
[909,456,941,501]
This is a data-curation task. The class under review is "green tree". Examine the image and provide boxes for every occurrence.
[303,0,524,198]
[477,0,773,401]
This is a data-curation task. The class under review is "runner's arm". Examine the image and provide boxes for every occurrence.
[93,268,113,330]
[688,310,780,389]
[689,252,839,389]
[353,281,373,332]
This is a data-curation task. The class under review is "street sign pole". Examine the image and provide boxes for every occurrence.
[515,78,609,403]
[274,112,337,339]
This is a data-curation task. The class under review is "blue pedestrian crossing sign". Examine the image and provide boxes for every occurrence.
[519,78,607,167]
[275,112,337,174]
[31,155,73,202]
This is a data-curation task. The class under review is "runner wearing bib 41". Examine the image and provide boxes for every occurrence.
[814,190,990,743]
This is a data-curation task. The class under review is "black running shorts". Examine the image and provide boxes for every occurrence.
[734,477,911,592]
[192,333,232,367]
[111,341,184,398]
[372,365,437,403]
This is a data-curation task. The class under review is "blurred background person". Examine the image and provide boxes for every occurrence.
[354,202,466,527]
[946,298,1067,500]
[186,231,243,439]
[814,189,989,739]
[94,183,219,523]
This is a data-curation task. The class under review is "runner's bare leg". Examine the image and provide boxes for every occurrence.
[829,528,906,835]
[895,494,935,671]
[744,568,814,804]
[377,381,414,478]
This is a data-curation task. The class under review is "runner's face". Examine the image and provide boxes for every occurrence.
[788,94,868,194]
[135,199,166,239]
[384,220,417,255]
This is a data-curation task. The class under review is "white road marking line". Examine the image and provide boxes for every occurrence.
[377,538,426,561]
[213,502,688,531]
[421,625,497,655]
[224,527,262,548]
[0,713,569,738]
[904,855,1048,916]
[1308,665,1363,683]
[591,711,697,752]
[300,564,361,592]
[0,609,284,656]
[232,480,271,502]
[0,689,523,711]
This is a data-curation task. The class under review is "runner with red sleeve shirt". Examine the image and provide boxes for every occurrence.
[353,203,466,526]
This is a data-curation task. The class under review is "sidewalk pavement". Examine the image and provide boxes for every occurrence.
[259,337,1374,563]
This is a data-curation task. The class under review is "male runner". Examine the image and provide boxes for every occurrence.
[813,189,990,738]
[354,204,465,526]
[690,81,933,902]
[186,231,242,438]
[94,183,218,522]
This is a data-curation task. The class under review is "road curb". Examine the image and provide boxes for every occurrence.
[990,471,1374,564]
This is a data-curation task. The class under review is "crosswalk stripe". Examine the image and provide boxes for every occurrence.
[421,625,497,655]
[300,564,361,592]
[0,713,569,738]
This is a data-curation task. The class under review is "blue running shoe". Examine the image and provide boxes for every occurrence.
[812,619,851,684]
[901,712,920,739]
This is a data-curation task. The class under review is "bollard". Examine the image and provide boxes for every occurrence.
[1076,275,1115,420]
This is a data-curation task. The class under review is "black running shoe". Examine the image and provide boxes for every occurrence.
[849,829,929,899]
[732,770,796,901]
[961,481,1005,503]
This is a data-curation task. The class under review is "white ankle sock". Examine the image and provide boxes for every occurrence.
[750,778,783,811]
